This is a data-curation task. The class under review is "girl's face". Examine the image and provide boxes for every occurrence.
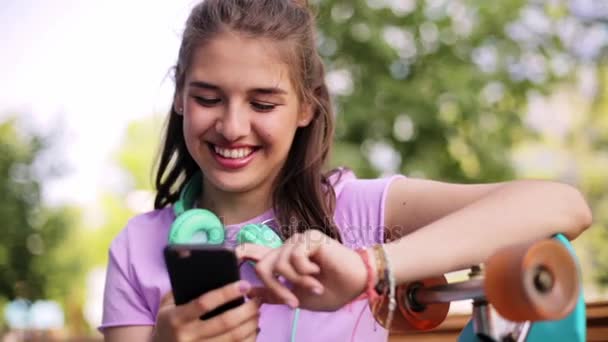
[178,31,312,198]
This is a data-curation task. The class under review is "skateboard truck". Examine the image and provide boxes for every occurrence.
[370,239,580,342]
[468,265,531,342]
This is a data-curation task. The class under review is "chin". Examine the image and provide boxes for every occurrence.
[205,171,262,193]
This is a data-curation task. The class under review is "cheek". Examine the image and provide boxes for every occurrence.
[183,110,215,137]
[254,116,297,147]
[182,112,216,159]
[256,106,300,142]
[256,126,276,146]
[182,120,200,149]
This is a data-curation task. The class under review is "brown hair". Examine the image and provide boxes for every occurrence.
[153,0,343,241]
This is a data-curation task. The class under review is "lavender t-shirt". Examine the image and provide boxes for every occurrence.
[100,170,404,341]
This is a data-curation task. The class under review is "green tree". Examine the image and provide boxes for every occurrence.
[314,0,595,182]
[572,66,608,289]
[0,117,82,320]
[313,0,608,287]
[82,115,164,270]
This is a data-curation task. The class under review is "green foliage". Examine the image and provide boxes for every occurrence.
[575,67,608,288]
[0,117,82,303]
[78,115,165,270]
[116,115,165,190]
[314,0,575,182]
[313,0,608,286]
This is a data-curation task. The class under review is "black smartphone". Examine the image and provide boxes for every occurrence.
[163,244,245,320]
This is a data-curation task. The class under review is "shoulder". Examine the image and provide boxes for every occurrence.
[327,167,406,247]
[328,167,406,205]
[109,207,174,259]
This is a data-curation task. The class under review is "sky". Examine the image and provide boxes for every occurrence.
[0,0,197,206]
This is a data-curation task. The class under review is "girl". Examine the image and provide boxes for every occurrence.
[100,0,592,341]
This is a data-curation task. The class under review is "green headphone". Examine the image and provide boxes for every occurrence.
[168,172,283,248]
[168,172,301,342]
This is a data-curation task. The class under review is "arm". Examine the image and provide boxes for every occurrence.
[103,326,153,342]
[233,177,592,313]
[382,177,592,285]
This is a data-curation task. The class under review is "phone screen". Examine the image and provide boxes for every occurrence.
[163,244,245,320]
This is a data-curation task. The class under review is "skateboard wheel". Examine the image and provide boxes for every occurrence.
[484,239,579,322]
[370,276,450,332]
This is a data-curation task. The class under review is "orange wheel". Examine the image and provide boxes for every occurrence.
[370,276,450,333]
[484,239,579,322]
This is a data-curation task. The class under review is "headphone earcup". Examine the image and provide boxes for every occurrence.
[169,209,225,245]
[237,223,283,248]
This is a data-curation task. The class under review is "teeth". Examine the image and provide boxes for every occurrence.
[213,146,253,159]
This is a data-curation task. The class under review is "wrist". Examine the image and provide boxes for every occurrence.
[363,248,378,294]
[149,327,160,342]
[354,247,383,301]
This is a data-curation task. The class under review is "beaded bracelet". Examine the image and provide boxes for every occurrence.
[380,244,396,329]
[371,244,387,294]
[355,245,397,330]
[355,244,397,330]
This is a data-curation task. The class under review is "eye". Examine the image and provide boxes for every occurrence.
[193,96,221,107]
[251,102,276,112]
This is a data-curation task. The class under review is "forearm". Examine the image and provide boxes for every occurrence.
[383,180,592,285]
[103,326,154,342]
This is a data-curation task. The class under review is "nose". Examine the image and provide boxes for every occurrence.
[215,103,250,142]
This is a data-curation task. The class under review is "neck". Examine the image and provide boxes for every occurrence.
[198,180,274,226]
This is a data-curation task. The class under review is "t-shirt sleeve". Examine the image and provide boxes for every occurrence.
[99,228,155,331]
[332,171,406,248]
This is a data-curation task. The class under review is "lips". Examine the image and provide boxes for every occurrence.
[213,145,254,159]
[207,143,259,170]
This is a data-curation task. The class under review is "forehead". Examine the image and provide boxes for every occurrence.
[187,31,294,93]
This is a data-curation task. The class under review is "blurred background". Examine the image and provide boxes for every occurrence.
[1,0,607,340]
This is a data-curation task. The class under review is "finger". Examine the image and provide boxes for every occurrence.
[206,314,260,342]
[175,280,251,323]
[275,242,324,294]
[246,286,284,305]
[235,243,273,264]
[188,296,260,339]
[160,291,175,308]
[242,325,261,342]
[283,234,324,293]
[254,250,300,308]
[240,319,262,342]
[290,241,321,275]
[291,246,324,294]
[274,242,303,282]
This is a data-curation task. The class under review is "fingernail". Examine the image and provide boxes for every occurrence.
[311,286,323,295]
[239,281,251,294]
[287,298,298,308]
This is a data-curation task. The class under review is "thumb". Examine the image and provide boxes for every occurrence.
[235,243,273,264]
[160,292,174,309]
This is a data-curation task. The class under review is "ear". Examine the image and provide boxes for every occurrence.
[173,92,184,115]
[297,101,314,127]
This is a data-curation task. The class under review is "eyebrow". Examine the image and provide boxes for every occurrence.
[189,81,287,95]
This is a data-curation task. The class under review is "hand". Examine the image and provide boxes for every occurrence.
[153,280,261,342]
[236,230,371,312]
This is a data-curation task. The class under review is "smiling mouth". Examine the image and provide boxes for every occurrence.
[209,143,258,159]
